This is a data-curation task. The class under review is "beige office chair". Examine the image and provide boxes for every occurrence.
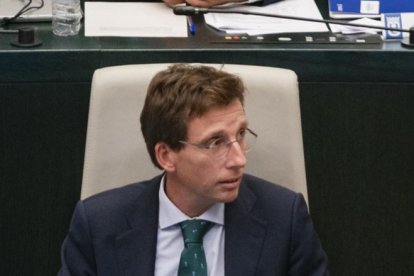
[81,63,308,205]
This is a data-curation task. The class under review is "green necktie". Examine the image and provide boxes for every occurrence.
[178,219,212,276]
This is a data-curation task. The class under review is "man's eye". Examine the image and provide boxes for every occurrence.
[208,137,226,148]
[238,128,247,138]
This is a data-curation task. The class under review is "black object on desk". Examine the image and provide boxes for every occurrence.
[10,27,42,47]
[174,6,413,49]
[401,27,414,48]
[210,32,382,45]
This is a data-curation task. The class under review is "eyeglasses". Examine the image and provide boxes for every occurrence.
[179,128,258,159]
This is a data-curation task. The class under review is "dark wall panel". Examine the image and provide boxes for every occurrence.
[0,83,90,276]
[300,82,414,276]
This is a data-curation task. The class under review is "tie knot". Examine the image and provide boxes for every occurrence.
[180,219,212,244]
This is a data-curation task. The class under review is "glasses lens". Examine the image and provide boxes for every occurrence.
[214,129,257,159]
[243,129,257,152]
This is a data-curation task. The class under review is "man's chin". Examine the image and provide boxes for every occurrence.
[219,187,240,203]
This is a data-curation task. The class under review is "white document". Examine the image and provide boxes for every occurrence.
[204,0,329,35]
[84,2,187,37]
[329,17,383,34]
[329,13,414,40]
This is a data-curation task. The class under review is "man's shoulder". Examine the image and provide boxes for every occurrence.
[242,174,298,197]
[81,175,162,214]
[240,174,304,211]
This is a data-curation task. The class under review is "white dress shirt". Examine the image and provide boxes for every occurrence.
[154,176,225,276]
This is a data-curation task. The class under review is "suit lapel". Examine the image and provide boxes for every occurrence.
[225,180,268,275]
[115,176,161,275]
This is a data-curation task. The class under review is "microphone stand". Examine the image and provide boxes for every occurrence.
[173,6,414,48]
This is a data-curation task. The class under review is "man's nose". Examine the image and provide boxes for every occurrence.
[225,141,247,168]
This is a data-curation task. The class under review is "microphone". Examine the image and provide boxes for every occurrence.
[173,6,414,48]
[174,6,209,15]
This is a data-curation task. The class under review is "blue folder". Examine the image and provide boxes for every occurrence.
[329,0,414,15]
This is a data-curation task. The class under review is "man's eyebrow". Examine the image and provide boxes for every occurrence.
[198,121,249,143]
[198,130,227,144]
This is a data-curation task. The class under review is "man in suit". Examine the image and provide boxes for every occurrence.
[59,64,329,275]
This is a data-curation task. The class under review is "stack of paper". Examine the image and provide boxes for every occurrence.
[84,2,187,37]
[329,17,383,34]
[204,0,329,36]
[328,0,414,39]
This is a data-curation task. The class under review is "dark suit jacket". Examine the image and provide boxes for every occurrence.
[59,174,329,275]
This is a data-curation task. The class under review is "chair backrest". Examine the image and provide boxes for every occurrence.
[81,63,308,204]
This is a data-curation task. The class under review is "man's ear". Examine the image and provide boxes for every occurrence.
[154,142,177,172]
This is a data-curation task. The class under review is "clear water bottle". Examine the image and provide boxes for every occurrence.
[52,0,83,36]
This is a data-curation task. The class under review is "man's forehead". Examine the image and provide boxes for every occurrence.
[190,101,245,123]
[187,103,247,139]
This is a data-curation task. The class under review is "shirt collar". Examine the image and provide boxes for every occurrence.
[158,175,224,230]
